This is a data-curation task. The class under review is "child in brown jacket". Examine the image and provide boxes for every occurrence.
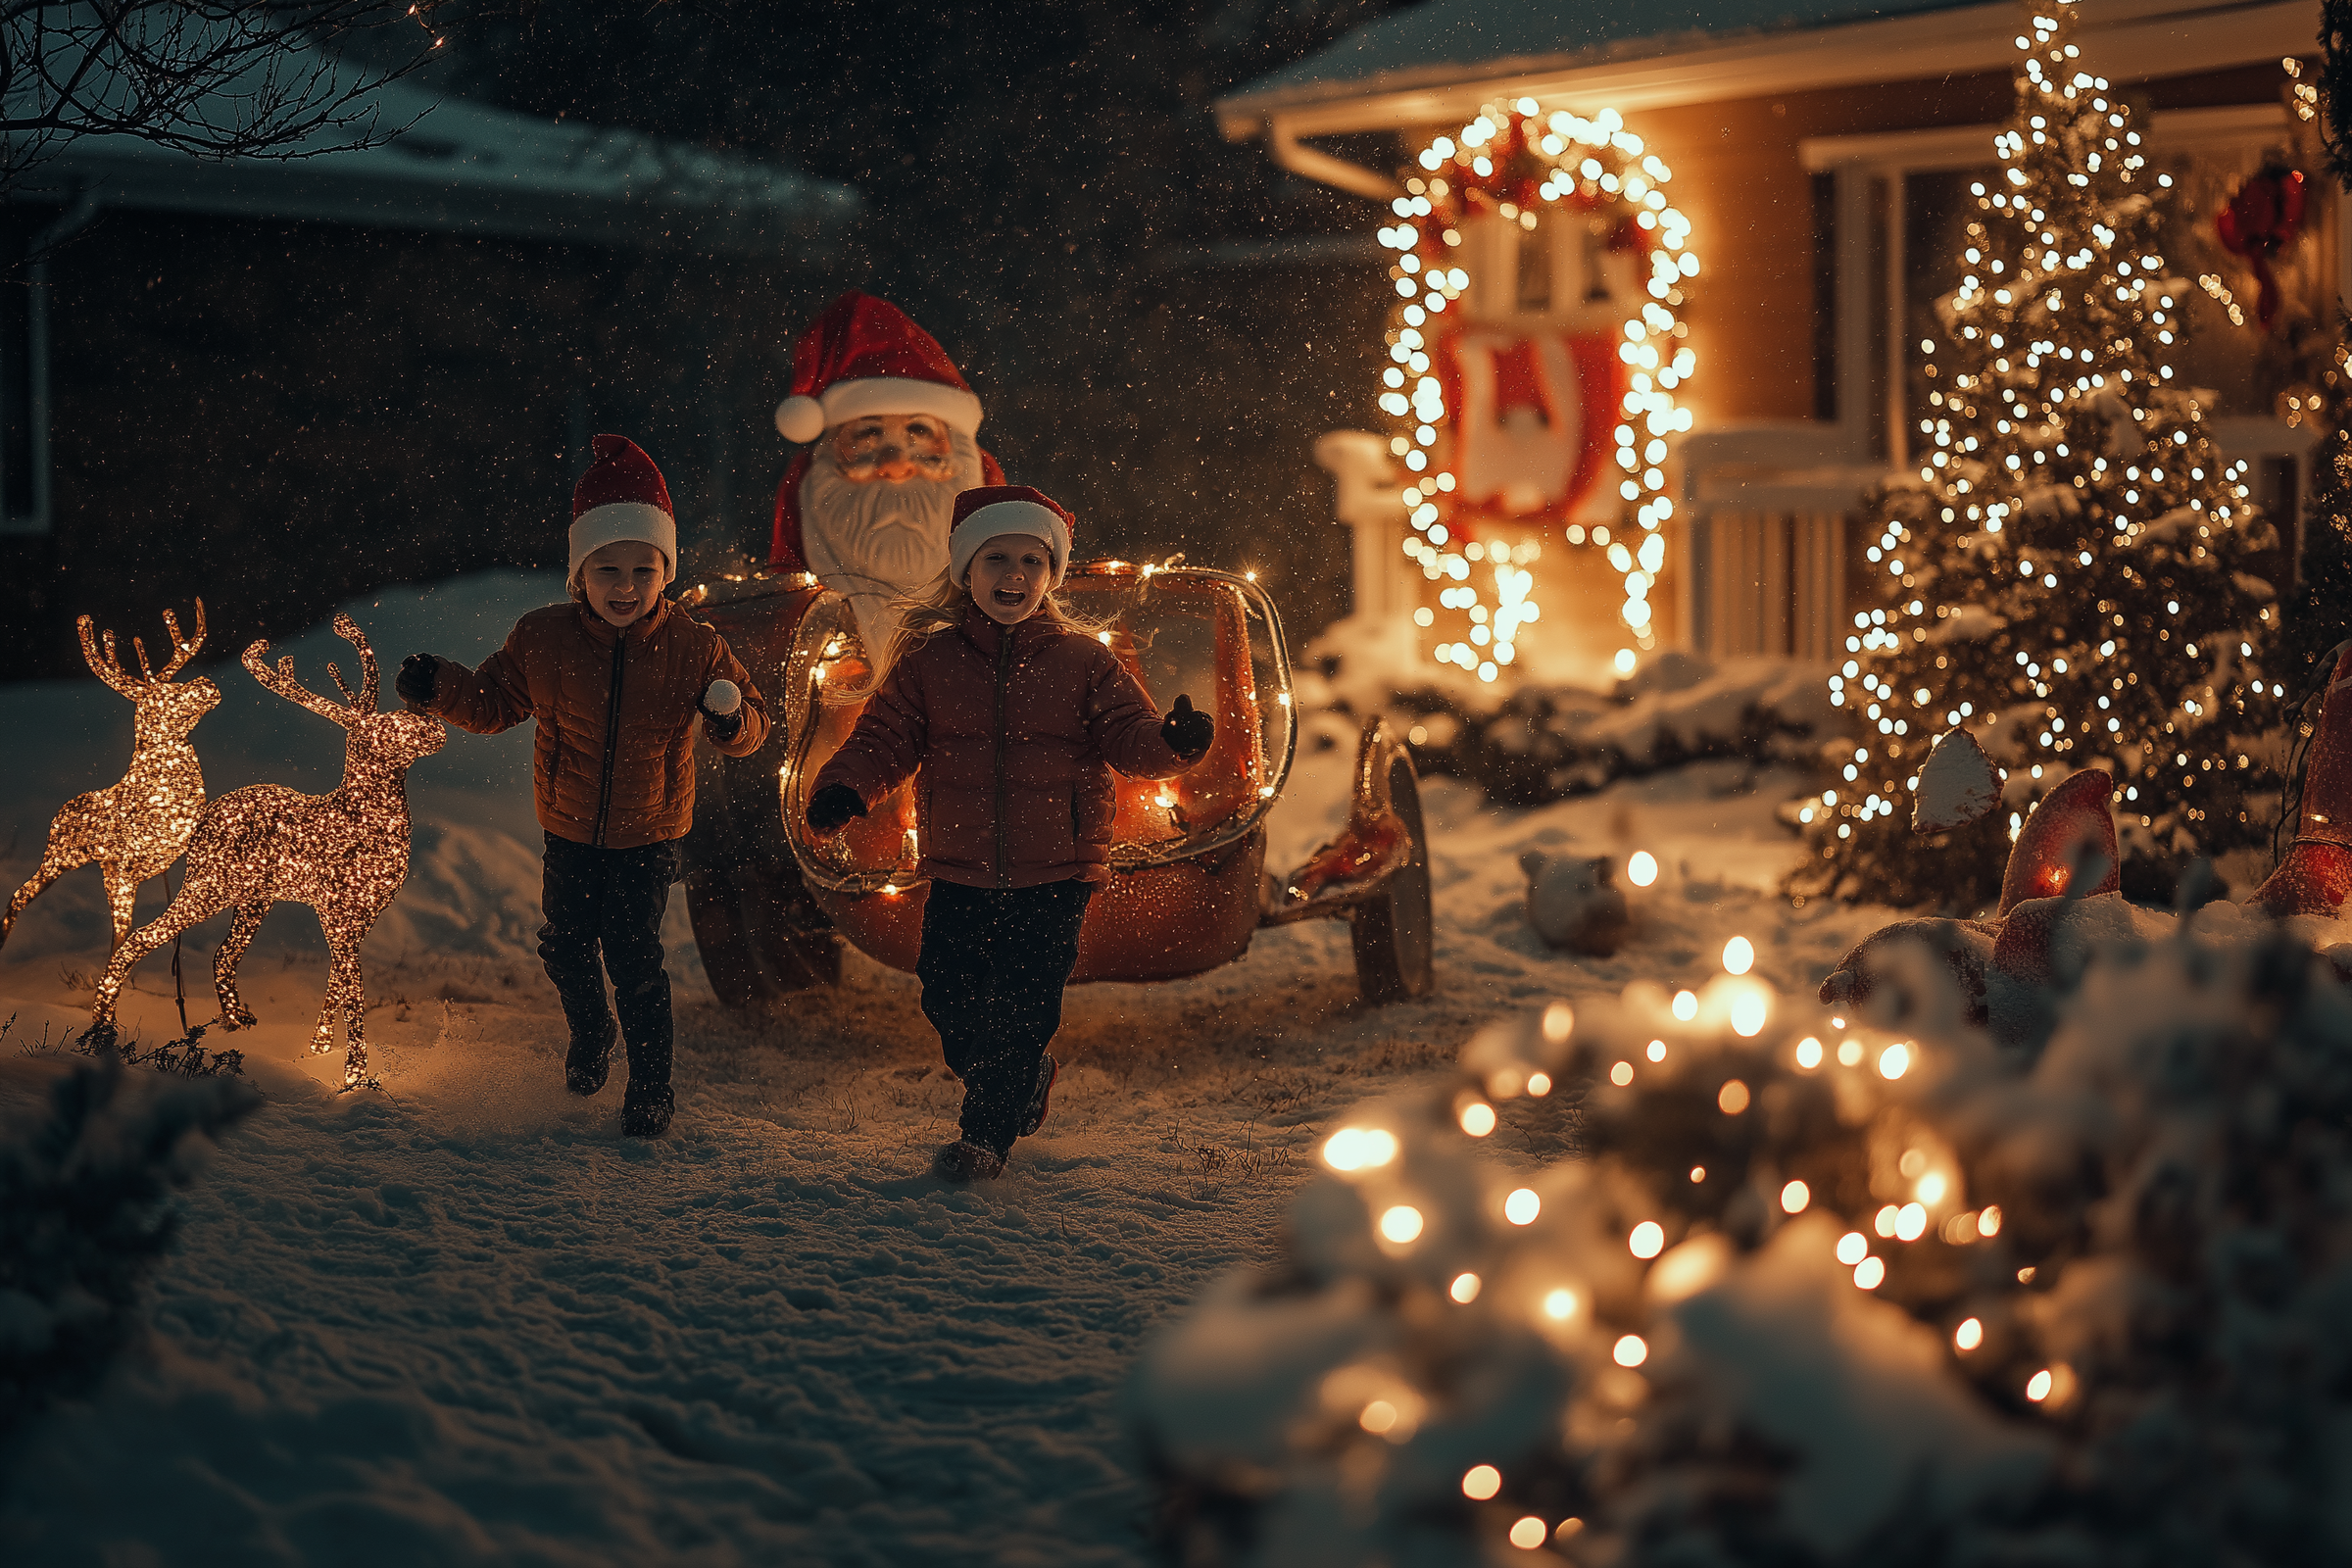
[807,485,1211,1180]
[395,435,768,1135]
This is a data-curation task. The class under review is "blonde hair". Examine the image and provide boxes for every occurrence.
[847,569,1102,698]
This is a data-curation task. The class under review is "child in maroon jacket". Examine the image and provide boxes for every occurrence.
[806,486,1211,1181]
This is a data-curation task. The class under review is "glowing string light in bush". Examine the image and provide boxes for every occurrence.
[1377,98,1696,674]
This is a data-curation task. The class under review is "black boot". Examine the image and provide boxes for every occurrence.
[615,973,674,1137]
[934,1140,1004,1181]
[622,1081,673,1138]
[557,984,616,1096]
[1017,1053,1059,1139]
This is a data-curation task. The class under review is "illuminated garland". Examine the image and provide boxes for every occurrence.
[1377,99,1696,679]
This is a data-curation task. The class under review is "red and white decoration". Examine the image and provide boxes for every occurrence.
[1438,328,1627,525]
[773,290,985,445]
[1376,102,1698,671]
[767,292,1006,577]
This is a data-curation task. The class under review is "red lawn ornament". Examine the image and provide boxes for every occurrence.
[1824,657,2352,1040]
[2251,642,2352,917]
[2215,163,2307,331]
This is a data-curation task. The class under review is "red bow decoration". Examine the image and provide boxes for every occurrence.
[2215,163,2307,330]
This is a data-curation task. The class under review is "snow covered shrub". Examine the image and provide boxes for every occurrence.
[1395,655,1840,808]
[80,1018,246,1081]
[1133,907,2352,1565]
[0,1052,259,1435]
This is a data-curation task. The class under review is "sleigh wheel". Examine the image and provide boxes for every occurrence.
[683,732,841,1010]
[685,864,840,1008]
[1350,746,1434,1004]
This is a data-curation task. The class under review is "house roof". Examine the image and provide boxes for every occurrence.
[1223,0,1977,115]
[1216,0,2317,137]
[13,67,860,259]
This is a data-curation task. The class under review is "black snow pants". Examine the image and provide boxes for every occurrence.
[917,877,1094,1156]
[539,833,682,1093]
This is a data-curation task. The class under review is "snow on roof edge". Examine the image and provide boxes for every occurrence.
[1214,0,1997,118]
[10,72,861,260]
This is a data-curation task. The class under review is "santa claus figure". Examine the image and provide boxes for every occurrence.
[771,292,1005,653]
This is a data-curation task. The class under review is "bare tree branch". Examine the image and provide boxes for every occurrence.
[1,2,454,184]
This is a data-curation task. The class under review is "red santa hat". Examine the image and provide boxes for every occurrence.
[569,434,677,580]
[949,485,1074,588]
[773,291,985,445]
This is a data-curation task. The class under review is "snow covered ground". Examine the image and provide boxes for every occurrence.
[0,574,1883,1565]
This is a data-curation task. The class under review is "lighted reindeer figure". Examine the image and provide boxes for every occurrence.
[89,615,445,1087]
[3,600,218,955]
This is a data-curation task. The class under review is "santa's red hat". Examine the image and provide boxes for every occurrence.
[773,291,984,445]
[950,485,1074,588]
[570,434,677,580]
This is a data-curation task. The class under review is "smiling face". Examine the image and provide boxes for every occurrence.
[966,534,1053,625]
[579,539,670,628]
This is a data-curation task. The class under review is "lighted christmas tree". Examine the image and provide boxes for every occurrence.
[1793,0,2283,910]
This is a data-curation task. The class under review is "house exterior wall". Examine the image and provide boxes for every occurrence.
[1349,56,2308,666]
[1389,59,2292,430]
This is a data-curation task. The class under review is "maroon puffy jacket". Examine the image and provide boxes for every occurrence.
[812,608,1195,888]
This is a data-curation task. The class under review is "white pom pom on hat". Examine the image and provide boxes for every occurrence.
[775,396,826,444]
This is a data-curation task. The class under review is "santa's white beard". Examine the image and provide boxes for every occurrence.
[800,430,984,654]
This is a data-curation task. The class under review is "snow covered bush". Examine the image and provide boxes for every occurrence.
[1368,654,1840,808]
[1133,905,2352,1565]
[0,1052,260,1436]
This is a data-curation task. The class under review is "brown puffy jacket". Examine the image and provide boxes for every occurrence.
[426,596,768,849]
[813,608,1194,888]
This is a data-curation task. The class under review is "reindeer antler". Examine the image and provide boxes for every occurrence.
[153,599,206,682]
[243,639,362,728]
[77,615,140,697]
[326,614,379,712]
[77,600,208,696]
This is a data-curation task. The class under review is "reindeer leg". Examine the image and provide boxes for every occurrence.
[213,904,267,1031]
[94,890,213,1036]
[324,934,367,1087]
[100,861,139,953]
[2,812,97,954]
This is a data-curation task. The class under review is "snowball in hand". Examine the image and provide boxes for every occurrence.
[703,679,742,716]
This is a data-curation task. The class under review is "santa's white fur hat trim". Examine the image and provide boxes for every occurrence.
[774,376,985,444]
[568,502,677,581]
[950,499,1068,589]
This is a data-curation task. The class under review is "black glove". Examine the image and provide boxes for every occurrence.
[807,783,867,836]
[1162,693,1213,761]
[395,654,438,708]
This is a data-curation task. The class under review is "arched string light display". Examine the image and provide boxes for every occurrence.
[1376,99,1697,679]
